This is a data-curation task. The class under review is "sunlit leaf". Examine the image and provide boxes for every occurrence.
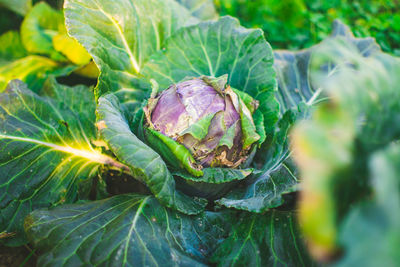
[0,79,121,245]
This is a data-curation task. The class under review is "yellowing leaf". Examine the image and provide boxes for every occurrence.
[53,33,92,65]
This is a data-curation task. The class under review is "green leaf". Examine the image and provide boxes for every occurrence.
[25,194,229,266]
[334,144,400,267]
[231,88,258,114]
[216,159,298,212]
[218,121,237,149]
[291,43,400,259]
[21,2,65,61]
[173,167,253,200]
[179,113,216,140]
[253,110,266,145]
[0,56,76,92]
[144,127,204,177]
[0,0,32,16]
[96,94,207,215]
[0,80,118,245]
[64,0,198,107]
[239,99,260,149]
[0,31,28,65]
[174,167,253,183]
[175,0,218,20]
[210,210,317,267]
[274,20,381,115]
[216,110,297,212]
[142,16,277,117]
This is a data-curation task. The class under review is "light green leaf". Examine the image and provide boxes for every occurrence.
[64,0,198,108]
[0,80,120,245]
[175,0,217,20]
[218,121,237,149]
[21,2,65,61]
[179,113,216,140]
[239,99,260,149]
[253,110,266,145]
[96,94,207,215]
[210,210,317,267]
[144,127,204,177]
[0,55,75,92]
[0,0,31,16]
[26,194,230,266]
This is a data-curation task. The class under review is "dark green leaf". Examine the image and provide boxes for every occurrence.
[96,94,207,215]
[216,160,298,212]
[291,43,400,259]
[216,110,297,212]
[334,144,400,267]
[211,210,316,267]
[0,80,116,245]
[173,168,253,200]
[174,167,253,184]
[274,20,381,115]
[0,31,28,65]
[25,194,229,266]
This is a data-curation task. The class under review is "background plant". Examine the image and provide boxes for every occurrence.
[215,0,400,55]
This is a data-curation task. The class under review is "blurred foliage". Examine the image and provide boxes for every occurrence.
[215,0,400,55]
[292,39,400,263]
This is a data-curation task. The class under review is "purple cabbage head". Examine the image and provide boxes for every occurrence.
[144,75,259,168]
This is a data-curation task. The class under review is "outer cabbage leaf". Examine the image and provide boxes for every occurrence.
[173,168,254,200]
[274,20,381,115]
[96,94,207,215]
[292,43,400,260]
[216,110,298,212]
[25,194,229,266]
[217,20,382,213]
[175,0,217,20]
[64,0,198,111]
[210,210,317,267]
[0,80,121,245]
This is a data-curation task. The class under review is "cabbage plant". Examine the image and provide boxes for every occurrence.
[0,2,98,92]
[0,0,392,266]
